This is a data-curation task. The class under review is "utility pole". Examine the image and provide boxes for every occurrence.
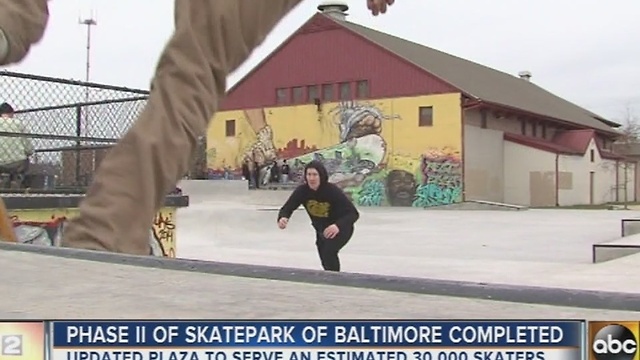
[78,11,97,185]
[79,11,97,135]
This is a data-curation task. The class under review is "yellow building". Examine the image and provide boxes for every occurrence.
[207,94,463,207]
[206,5,628,208]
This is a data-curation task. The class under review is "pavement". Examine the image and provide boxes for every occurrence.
[176,197,640,294]
[2,180,640,318]
[2,246,640,319]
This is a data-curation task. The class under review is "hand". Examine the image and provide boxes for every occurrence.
[367,0,394,16]
[278,217,288,229]
[323,224,340,239]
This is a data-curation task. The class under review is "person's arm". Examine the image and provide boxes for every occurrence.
[277,185,305,220]
[332,186,360,230]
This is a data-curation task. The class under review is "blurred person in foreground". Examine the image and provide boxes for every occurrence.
[0,0,394,255]
[277,161,359,272]
[0,102,33,189]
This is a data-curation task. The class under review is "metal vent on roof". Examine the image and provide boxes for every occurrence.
[317,1,349,21]
[518,71,532,81]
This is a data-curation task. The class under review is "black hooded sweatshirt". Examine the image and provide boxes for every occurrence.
[278,160,360,233]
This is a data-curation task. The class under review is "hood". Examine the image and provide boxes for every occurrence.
[304,160,329,187]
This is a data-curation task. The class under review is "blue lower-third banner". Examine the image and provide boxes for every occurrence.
[51,320,585,360]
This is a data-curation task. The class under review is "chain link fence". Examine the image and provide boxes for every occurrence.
[0,70,149,191]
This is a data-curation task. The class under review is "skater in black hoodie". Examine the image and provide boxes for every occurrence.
[277,160,359,272]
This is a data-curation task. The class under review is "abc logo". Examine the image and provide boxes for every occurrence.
[592,324,638,360]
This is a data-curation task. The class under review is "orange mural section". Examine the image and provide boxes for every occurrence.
[206,94,463,207]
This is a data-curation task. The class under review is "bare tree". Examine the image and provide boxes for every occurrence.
[611,104,639,209]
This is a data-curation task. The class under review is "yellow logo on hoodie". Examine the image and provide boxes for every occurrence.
[306,200,330,218]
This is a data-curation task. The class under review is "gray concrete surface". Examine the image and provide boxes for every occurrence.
[1,248,639,319]
[5,180,640,318]
[3,241,640,311]
[176,196,640,293]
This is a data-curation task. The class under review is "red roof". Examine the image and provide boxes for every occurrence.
[553,129,594,153]
[504,133,581,155]
[504,130,626,160]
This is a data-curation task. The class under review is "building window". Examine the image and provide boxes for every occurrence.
[225,119,235,137]
[532,122,537,137]
[520,119,526,135]
[292,86,304,103]
[590,149,595,162]
[322,84,333,101]
[541,123,547,139]
[307,85,319,102]
[276,88,288,105]
[356,80,369,98]
[339,82,351,100]
[418,106,433,127]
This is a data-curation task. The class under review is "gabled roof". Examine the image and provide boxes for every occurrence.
[505,129,624,160]
[332,16,620,134]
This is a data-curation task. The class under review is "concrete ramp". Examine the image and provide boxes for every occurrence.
[177,180,293,207]
[427,200,528,211]
[248,189,294,207]
[178,180,249,203]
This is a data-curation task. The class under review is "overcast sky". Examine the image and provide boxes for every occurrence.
[4,0,639,122]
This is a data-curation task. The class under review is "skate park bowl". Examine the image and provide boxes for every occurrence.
[592,218,640,263]
[0,192,189,257]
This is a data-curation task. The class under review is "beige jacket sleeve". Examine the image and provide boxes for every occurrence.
[62,0,304,255]
[0,0,48,65]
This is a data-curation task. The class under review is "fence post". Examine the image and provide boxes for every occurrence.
[75,105,82,186]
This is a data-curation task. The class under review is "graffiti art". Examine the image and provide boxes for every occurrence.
[207,98,463,207]
[7,209,177,257]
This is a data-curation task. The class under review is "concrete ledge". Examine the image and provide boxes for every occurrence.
[593,233,640,263]
[621,218,640,237]
[2,194,188,209]
[427,200,528,211]
[1,241,639,311]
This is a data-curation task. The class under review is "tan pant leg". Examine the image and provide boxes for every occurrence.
[61,0,302,254]
[0,0,48,65]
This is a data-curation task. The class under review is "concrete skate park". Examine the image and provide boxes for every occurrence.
[2,179,640,319]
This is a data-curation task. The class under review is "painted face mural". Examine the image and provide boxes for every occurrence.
[386,169,417,207]
[207,98,463,207]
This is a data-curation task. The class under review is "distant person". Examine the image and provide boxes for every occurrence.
[0,102,33,188]
[253,160,260,189]
[281,159,290,183]
[269,160,280,184]
[277,160,359,272]
[241,160,251,188]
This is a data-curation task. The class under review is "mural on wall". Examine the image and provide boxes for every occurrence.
[6,208,177,257]
[152,211,176,257]
[207,98,462,207]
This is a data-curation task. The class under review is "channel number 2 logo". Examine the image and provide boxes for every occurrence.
[592,323,638,360]
[1,334,22,356]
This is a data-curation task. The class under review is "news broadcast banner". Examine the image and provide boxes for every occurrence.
[1,321,640,360]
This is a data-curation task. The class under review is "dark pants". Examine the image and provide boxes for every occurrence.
[315,227,353,272]
[0,159,28,186]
